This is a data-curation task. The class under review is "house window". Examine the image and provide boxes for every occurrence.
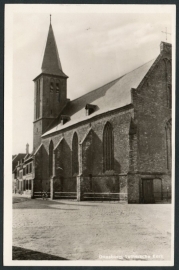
[103,122,114,172]
[29,180,31,190]
[26,180,28,190]
[49,140,54,177]
[72,132,79,175]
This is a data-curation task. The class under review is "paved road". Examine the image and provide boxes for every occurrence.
[13,198,172,260]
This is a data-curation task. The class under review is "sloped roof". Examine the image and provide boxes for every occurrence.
[54,137,64,150]
[42,58,156,137]
[12,153,26,172]
[34,143,43,155]
[24,153,33,163]
[40,24,67,78]
[12,155,17,160]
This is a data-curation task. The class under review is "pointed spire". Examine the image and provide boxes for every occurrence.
[41,20,67,77]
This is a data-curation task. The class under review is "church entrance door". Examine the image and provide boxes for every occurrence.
[142,179,154,203]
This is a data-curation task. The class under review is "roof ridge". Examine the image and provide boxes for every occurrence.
[43,56,157,137]
[69,77,122,104]
[69,58,156,104]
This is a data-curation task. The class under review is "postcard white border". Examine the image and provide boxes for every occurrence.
[4,4,176,267]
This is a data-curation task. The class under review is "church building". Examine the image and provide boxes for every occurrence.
[24,21,172,203]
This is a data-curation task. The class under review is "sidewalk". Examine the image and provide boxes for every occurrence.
[13,193,31,198]
[13,199,172,260]
[13,193,32,204]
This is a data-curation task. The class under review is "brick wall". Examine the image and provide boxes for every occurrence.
[132,51,171,173]
[34,144,49,193]
[128,46,172,203]
[33,74,68,152]
[40,107,133,197]
[42,107,133,175]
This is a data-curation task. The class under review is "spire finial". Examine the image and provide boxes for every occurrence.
[161,27,171,41]
[50,14,51,25]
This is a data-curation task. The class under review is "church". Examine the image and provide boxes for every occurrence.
[14,21,172,203]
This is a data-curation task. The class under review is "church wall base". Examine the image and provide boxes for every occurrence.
[128,173,171,204]
[128,173,140,204]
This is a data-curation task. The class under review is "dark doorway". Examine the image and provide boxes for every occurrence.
[142,179,155,203]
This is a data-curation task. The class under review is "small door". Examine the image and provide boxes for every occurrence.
[142,179,154,203]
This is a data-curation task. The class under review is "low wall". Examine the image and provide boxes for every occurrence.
[81,174,128,201]
[54,176,77,192]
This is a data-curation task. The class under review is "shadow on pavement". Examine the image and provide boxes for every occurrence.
[13,197,30,204]
[13,197,99,209]
[13,246,68,260]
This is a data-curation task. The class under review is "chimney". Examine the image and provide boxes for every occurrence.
[26,143,29,154]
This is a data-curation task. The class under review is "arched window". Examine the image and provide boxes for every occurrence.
[56,80,60,93]
[167,84,172,109]
[165,60,172,109]
[49,140,54,177]
[72,132,79,175]
[103,122,114,172]
[165,119,172,171]
[50,78,54,93]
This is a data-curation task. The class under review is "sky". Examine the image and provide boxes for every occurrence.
[7,5,174,155]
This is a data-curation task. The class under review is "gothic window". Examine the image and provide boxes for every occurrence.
[49,140,54,177]
[165,119,172,171]
[168,84,172,109]
[72,132,79,175]
[103,122,114,172]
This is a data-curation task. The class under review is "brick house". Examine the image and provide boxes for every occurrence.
[21,22,172,203]
[12,144,33,195]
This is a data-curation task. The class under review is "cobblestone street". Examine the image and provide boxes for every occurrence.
[13,197,172,260]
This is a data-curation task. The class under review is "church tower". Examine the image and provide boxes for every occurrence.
[33,19,68,152]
